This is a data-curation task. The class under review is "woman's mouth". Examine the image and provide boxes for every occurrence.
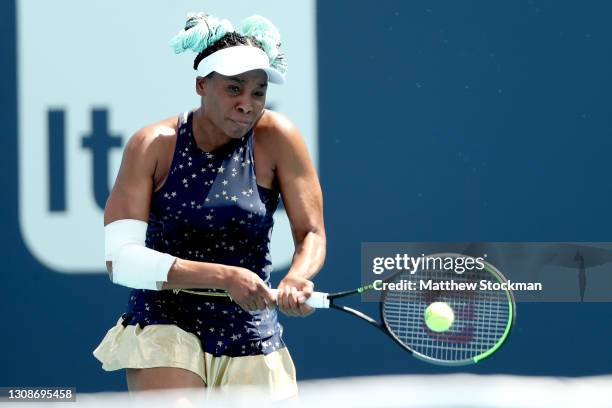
[229,118,251,126]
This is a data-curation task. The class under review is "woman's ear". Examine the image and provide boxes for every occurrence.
[195,76,206,96]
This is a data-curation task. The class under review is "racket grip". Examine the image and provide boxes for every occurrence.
[269,289,330,309]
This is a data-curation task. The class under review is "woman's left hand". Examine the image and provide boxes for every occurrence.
[276,276,315,317]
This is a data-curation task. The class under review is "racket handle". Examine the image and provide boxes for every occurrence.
[269,289,330,309]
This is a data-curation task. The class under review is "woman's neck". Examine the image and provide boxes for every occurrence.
[191,108,232,152]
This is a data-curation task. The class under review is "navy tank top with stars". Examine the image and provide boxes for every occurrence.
[120,110,285,357]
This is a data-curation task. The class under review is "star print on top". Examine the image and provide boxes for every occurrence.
[120,110,285,357]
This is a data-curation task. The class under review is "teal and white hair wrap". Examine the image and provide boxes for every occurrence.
[241,15,287,74]
[169,12,287,75]
[169,12,234,54]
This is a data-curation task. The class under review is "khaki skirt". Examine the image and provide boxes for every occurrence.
[93,316,298,400]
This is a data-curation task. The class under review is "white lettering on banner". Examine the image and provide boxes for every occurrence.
[17,0,318,273]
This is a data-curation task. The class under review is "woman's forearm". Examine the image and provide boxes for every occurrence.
[160,258,235,290]
[285,230,326,280]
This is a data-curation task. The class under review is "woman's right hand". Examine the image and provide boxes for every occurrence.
[224,267,276,311]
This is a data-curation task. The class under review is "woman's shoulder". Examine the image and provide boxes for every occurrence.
[253,110,311,170]
[132,114,180,143]
[126,114,181,155]
[254,110,301,144]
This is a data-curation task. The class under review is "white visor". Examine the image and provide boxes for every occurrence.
[197,45,285,84]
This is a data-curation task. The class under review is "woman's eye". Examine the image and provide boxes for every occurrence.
[228,86,240,93]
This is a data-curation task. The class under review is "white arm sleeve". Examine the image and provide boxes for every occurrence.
[104,219,176,291]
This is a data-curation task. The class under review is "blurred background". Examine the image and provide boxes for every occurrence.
[2,0,612,392]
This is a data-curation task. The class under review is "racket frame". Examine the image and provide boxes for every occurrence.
[325,253,516,366]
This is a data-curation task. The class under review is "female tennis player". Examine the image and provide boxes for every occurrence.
[93,13,325,399]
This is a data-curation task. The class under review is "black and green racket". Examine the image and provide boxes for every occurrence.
[273,253,515,366]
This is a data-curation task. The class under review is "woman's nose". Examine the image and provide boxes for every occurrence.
[235,97,253,115]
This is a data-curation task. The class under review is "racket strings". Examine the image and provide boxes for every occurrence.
[382,266,512,364]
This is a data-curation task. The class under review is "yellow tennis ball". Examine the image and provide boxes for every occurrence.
[424,302,455,332]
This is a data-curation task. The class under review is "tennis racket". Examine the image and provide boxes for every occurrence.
[272,253,515,366]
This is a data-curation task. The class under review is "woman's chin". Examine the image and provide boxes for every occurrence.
[227,123,250,137]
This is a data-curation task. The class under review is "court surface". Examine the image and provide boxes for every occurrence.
[12,374,612,407]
